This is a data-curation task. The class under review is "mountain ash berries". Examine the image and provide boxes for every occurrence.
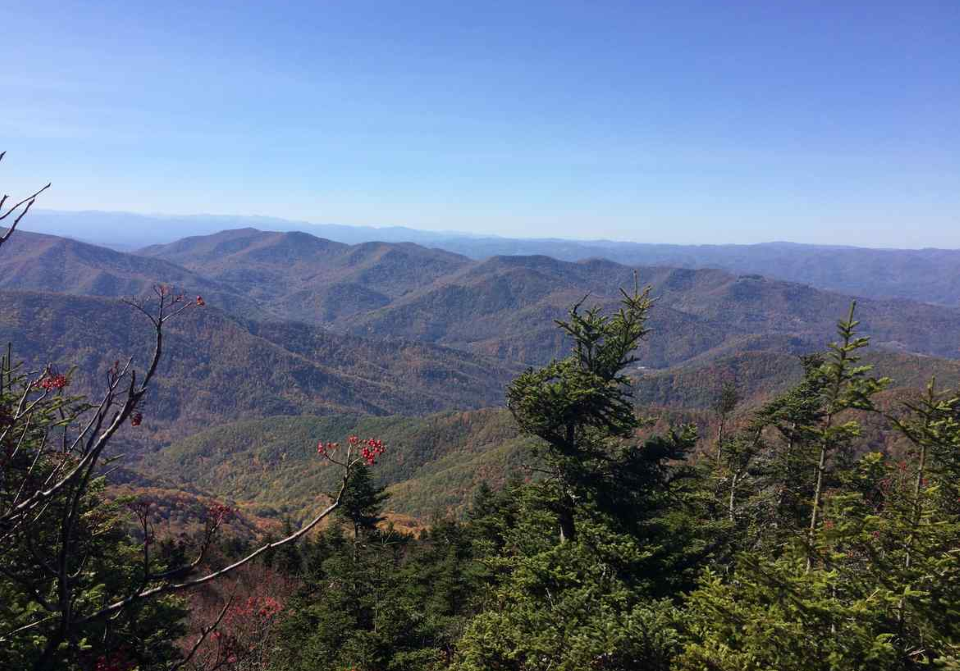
[316,435,385,465]
[35,373,68,391]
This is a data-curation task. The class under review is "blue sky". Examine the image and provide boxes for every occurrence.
[1,0,958,247]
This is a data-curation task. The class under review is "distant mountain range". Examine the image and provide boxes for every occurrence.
[5,223,960,519]
[21,209,960,306]
[135,228,960,366]
[4,228,960,379]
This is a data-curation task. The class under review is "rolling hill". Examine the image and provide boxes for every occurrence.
[145,409,534,521]
[139,228,472,325]
[0,229,265,318]
[337,256,960,365]
[6,227,960,373]
[24,210,960,306]
[6,224,960,526]
[137,229,960,366]
[631,348,960,411]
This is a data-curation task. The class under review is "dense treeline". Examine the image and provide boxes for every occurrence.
[208,290,959,670]
[259,296,960,670]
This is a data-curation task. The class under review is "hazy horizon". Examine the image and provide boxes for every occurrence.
[18,207,959,252]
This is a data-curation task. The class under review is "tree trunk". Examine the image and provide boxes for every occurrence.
[728,469,741,523]
[898,429,929,643]
[806,442,828,572]
[715,416,726,466]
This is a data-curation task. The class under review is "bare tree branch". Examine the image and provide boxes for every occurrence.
[169,595,234,671]
[77,472,352,626]
[0,150,51,248]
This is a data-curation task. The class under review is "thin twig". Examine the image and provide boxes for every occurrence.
[170,595,234,671]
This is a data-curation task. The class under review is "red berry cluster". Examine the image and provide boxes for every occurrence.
[254,595,282,619]
[317,440,340,457]
[350,435,385,465]
[225,595,283,624]
[35,373,68,391]
[317,436,386,465]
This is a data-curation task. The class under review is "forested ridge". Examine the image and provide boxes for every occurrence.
[3,155,960,670]
[6,228,960,370]
[27,209,960,307]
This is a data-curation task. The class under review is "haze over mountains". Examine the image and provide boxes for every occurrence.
[21,210,960,307]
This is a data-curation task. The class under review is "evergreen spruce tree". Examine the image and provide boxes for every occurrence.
[506,279,653,543]
[712,379,741,465]
[275,517,304,576]
[456,285,711,670]
[339,463,390,541]
[678,307,960,670]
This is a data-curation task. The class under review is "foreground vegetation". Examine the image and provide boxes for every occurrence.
[263,295,960,670]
